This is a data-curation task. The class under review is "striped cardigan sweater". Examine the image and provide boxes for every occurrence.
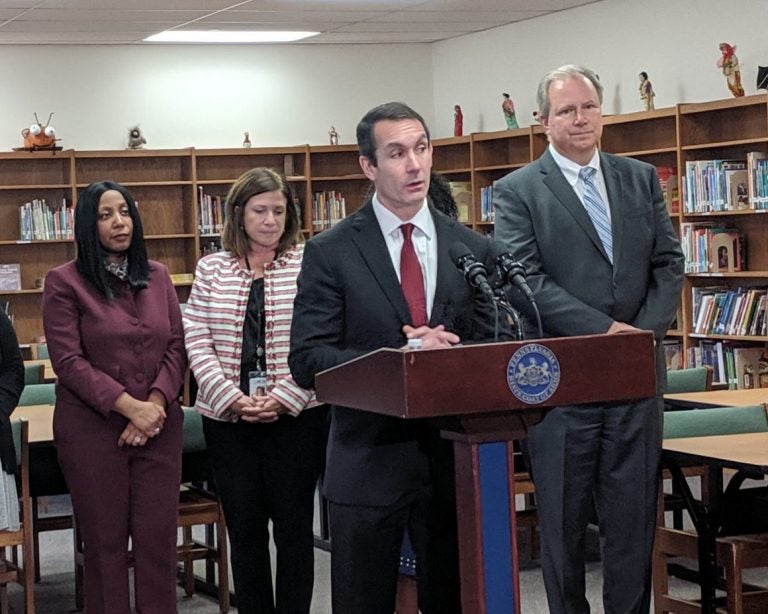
[183,245,316,420]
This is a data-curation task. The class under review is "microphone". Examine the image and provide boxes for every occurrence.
[491,244,536,304]
[448,242,495,302]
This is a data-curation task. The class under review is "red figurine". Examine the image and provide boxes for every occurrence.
[453,104,463,137]
[717,42,745,97]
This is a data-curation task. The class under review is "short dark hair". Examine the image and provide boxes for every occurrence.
[75,180,149,298]
[536,65,603,118]
[428,171,458,220]
[356,102,430,166]
[220,167,302,259]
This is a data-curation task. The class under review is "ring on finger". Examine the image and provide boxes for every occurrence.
[133,435,142,444]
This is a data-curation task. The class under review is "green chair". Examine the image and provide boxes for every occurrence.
[30,343,49,360]
[664,365,713,397]
[23,364,44,385]
[17,383,55,407]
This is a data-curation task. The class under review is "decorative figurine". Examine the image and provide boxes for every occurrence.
[127,126,147,150]
[243,131,252,148]
[15,112,62,152]
[718,42,745,97]
[502,93,519,129]
[453,105,463,137]
[328,126,339,146]
[639,71,655,111]
[757,66,768,90]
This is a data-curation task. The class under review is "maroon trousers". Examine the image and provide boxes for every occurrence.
[55,405,183,614]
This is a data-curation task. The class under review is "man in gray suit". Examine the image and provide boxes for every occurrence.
[494,65,684,613]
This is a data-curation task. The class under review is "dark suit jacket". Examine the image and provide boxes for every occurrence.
[289,202,503,507]
[494,149,684,380]
[0,310,24,473]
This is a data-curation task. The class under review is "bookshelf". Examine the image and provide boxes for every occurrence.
[1,95,766,363]
[675,95,768,383]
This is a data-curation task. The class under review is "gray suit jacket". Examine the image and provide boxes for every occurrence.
[289,201,505,506]
[494,149,684,358]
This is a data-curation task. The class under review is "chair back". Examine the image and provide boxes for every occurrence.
[17,383,56,407]
[663,404,768,439]
[23,364,44,385]
[30,343,49,360]
[665,366,713,394]
[181,407,210,484]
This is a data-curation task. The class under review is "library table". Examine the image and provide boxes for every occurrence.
[10,403,54,443]
[661,432,768,613]
[664,388,768,409]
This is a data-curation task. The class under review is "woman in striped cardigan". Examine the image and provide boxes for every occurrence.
[183,168,328,614]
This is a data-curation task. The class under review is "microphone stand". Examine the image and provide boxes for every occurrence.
[494,285,544,341]
[492,289,524,342]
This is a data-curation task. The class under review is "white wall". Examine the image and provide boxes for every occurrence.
[431,0,767,136]
[0,44,433,150]
[1,0,765,150]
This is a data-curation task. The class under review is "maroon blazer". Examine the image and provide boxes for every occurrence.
[42,260,186,435]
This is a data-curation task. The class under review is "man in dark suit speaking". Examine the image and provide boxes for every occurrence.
[290,102,503,613]
[494,65,684,614]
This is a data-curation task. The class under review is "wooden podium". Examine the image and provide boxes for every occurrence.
[315,331,657,614]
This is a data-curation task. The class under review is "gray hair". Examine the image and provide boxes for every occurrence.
[536,65,603,118]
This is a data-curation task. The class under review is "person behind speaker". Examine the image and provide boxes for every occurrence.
[183,168,327,613]
[289,101,506,614]
[493,65,684,614]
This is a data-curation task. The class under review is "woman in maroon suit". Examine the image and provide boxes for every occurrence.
[42,180,186,614]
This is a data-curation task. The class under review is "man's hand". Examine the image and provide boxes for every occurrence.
[402,324,460,349]
[606,321,641,334]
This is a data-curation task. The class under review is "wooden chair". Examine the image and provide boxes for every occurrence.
[0,420,35,614]
[74,408,230,612]
[653,404,768,614]
[16,381,67,582]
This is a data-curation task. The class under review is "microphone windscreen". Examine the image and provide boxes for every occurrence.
[448,242,472,264]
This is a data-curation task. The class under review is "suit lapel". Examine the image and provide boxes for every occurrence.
[349,202,413,325]
[540,150,613,265]
[432,211,459,325]
[600,152,624,268]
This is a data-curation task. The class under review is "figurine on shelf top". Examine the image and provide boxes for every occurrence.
[127,126,147,150]
[328,126,339,146]
[243,131,252,148]
[501,93,519,129]
[15,112,62,152]
[717,42,745,97]
[638,71,655,111]
[453,104,463,137]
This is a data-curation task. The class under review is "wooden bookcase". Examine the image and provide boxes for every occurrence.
[1,95,766,358]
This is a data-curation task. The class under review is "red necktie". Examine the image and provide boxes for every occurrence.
[399,223,428,327]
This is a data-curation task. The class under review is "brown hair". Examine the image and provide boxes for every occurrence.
[220,167,302,258]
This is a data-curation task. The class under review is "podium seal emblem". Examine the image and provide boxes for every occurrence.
[507,343,560,404]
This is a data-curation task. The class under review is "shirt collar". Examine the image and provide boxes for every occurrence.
[372,193,433,239]
[548,144,602,187]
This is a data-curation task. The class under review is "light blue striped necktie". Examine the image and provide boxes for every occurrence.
[579,166,613,264]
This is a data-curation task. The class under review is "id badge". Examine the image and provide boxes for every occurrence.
[249,370,267,396]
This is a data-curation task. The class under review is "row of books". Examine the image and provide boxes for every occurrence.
[312,191,346,230]
[680,224,745,273]
[479,186,495,222]
[197,188,226,235]
[200,239,221,258]
[656,166,680,214]
[691,286,767,337]
[682,153,768,213]
[19,198,74,241]
[687,341,768,389]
